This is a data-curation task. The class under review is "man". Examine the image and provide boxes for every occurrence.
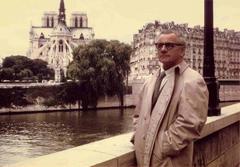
[132,30,209,167]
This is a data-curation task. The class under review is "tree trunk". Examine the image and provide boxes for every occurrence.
[82,99,88,111]
[119,92,124,108]
[78,100,81,110]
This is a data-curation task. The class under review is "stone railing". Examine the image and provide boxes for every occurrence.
[6,103,240,167]
[193,103,240,167]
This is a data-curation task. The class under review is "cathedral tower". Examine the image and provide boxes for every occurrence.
[28,0,95,82]
[58,0,66,25]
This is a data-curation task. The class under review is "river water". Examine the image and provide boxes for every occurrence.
[0,108,134,166]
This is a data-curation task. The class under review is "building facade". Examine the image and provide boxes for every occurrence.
[130,21,240,81]
[27,0,94,82]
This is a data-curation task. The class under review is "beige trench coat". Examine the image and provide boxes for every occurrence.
[133,61,209,167]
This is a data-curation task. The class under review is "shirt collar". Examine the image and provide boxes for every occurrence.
[161,61,188,76]
[165,64,178,76]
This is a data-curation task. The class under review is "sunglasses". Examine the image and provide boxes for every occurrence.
[155,42,184,50]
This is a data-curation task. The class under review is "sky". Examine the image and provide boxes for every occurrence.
[0,0,239,59]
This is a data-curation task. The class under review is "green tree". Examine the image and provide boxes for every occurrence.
[0,68,14,81]
[67,39,132,110]
[19,69,33,80]
[25,86,60,106]
[56,82,82,109]
[0,88,31,108]
[11,87,30,107]
[0,89,12,108]
[31,59,54,80]
[105,40,132,106]
[2,55,29,68]
[2,56,31,78]
[1,55,54,81]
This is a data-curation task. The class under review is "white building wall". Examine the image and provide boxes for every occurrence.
[130,21,240,81]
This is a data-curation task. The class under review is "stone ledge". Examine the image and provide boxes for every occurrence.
[201,103,240,138]
[5,133,135,167]
[206,143,240,167]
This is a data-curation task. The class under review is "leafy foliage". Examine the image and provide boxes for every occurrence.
[25,86,61,106]
[0,88,31,108]
[0,41,132,110]
[0,89,13,108]
[0,55,54,81]
[55,82,81,108]
[67,39,132,110]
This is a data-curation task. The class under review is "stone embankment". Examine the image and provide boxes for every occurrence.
[0,95,135,115]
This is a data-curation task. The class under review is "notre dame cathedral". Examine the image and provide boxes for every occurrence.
[27,0,95,82]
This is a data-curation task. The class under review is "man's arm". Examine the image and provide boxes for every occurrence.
[160,77,209,157]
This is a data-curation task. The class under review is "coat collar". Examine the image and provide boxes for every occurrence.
[177,60,189,75]
[157,60,189,76]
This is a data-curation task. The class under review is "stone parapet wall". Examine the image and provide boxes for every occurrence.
[5,133,136,167]
[193,122,239,167]
[193,103,240,167]
[0,95,135,114]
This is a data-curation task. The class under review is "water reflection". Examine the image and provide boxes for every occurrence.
[0,109,134,166]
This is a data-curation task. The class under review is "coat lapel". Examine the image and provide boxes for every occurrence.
[143,71,176,167]
[143,71,160,118]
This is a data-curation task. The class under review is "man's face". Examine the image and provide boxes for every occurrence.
[155,33,185,69]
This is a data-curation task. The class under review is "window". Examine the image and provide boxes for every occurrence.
[75,17,78,27]
[46,17,49,27]
[193,48,196,54]
[51,17,54,27]
[59,40,63,52]
[80,17,83,27]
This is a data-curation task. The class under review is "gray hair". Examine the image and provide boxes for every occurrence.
[155,29,186,47]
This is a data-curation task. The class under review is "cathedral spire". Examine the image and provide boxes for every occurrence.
[58,0,66,25]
